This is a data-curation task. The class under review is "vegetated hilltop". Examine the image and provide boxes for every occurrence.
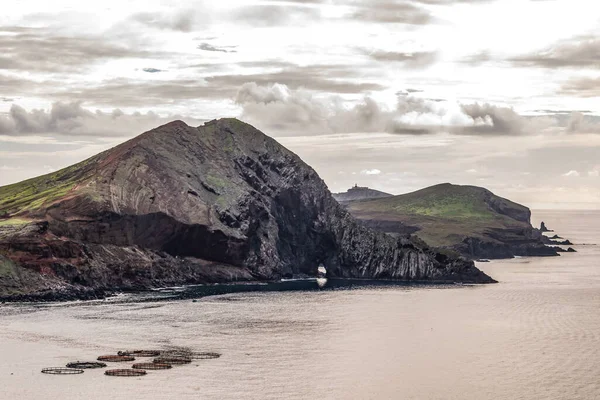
[333,185,393,203]
[0,119,493,300]
[345,183,564,259]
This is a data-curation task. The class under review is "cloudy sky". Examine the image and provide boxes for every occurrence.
[1,0,599,209]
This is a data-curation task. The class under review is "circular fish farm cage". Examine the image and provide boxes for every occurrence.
[161,350,221,360]
[97,355,135,362]
[105,369,147,377]
[153,356,191,365]
[66,361,107,369]
[118,350,161,357]
[132,362,172,370]
[189,352,221,360]
[41,367,84,375]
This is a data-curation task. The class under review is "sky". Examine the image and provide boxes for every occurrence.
[1,0,599,209]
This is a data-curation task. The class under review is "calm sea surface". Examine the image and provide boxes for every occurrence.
[0,210,599,400]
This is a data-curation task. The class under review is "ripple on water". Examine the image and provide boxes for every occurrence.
[0,211,599,400]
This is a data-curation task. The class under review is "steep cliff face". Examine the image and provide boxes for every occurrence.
[346,183,563,260]
[0,119,493,299]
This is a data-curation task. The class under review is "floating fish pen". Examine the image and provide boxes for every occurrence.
[153,356,191,365]
[41,367,84,375]
[118,350,161,357]
[161,350,221,360]
[97,355,135,362]
[66,361,107,369]
[105,369,147,377]
[132,362,172,370]
[189,352,221,360]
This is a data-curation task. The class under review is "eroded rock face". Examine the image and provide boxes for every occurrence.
[0,119,494,299]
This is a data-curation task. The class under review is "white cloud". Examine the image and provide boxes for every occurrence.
[361,169,382,175]
[0,102,203,137]
[562,170,581,177]
[236,82,556,136]
[2,0,600,209]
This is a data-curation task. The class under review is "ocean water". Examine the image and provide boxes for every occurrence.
[0,210,599,400]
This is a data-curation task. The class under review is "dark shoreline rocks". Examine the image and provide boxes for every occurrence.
[456,236,563,260]
[540,221,554,232]
[550,239,573,246]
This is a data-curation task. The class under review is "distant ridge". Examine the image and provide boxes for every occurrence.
[333,185,393,203]
[346,183,565,260]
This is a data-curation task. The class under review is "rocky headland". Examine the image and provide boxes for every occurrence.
[341,183,574,260]
[0,119,494,301]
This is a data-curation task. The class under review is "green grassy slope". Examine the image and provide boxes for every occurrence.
[0,156,99,221]
[347,183,531,247]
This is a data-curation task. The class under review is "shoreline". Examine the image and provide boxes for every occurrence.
[0,276,494,304]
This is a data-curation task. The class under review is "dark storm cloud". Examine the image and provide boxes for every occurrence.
[363,49,438,68]
[197,43,237,53]
[0,27,152,73]
[510,35,600,68]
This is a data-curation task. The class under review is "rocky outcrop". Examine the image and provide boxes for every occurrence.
[540,221,553,232]
[0,222,254,301]
[333,185,393,203]
[455,235,563,259]
[0,119,494,300]
[551,239,573,245]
